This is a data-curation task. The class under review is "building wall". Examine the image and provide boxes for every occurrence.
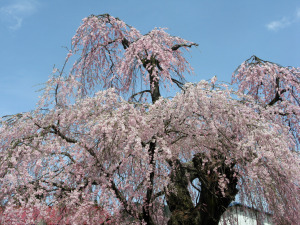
[219,205,273,225]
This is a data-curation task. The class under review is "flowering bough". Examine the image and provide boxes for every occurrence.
[232,55,300,147]
[0,14,299,225]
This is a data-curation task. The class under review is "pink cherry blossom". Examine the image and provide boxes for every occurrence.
[0,15,299,225]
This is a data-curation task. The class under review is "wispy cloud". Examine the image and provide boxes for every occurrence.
[0,0,39,30]
[297,8,300,18]
[266,17,291,31]
[266,8,300,31]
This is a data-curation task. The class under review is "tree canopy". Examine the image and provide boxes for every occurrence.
[0,14,299,225]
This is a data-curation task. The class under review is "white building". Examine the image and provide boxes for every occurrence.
[219,202,273,225]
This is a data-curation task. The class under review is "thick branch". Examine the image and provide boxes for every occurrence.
[121,38,130,49]
[142,140,156,225]
[110,180,142,220]
[49,125,77,143]
[129,90,151,102]
[171,78,184,90]
[171,43,198,51]
[268,89,286,106]
[267,77,287,106]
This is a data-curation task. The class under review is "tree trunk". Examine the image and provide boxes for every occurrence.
[166,159,201,225]
[166,154,238,225]
[141,61,160,225]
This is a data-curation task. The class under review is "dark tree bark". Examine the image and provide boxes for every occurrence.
[166,159,201,225]
[166,154,238,225]
[142,141,156,225]
[140,57,161,225]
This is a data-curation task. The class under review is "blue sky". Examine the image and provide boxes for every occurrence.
[0,0,299,117]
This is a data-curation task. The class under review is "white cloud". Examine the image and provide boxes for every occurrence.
[0,0,39,30]
[266,8,300,31]
[266,17,291,31]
